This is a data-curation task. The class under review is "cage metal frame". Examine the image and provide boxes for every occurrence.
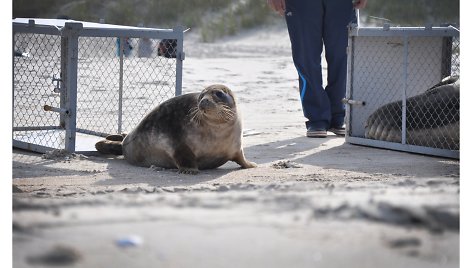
[345,25,459,159]
[12,18,185,154]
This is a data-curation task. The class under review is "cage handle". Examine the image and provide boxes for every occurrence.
[43,104,69,115]
[342,98,366,106]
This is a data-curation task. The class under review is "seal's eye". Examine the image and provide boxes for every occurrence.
[214,91,225,99]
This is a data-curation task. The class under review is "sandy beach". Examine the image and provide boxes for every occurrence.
[12,24,460,267]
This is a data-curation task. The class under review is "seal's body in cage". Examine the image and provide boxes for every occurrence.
[364,76,459,150]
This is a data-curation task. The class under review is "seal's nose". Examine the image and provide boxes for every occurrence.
[199,98,213,110]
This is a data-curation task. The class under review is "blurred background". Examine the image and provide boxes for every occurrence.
[13,0,460,42]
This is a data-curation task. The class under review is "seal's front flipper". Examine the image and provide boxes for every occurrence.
[177,167,199,175]
[173,144,199,174]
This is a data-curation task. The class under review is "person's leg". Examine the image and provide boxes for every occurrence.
[284,0,330,132]
[322,0,357,129]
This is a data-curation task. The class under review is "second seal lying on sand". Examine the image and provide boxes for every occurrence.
[95,84,257,174]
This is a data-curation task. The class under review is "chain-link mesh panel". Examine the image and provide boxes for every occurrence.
[76,37,121,136]
[76,37,176,136]
[121,38,176,133]
[350,32,459,152]
[404,36,460,150]
[13,33,64,149]
[351,36,405,139]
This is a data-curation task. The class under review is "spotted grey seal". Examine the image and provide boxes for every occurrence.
[95,84,257,174]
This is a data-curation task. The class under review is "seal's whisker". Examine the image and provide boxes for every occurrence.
[217,109,236,122]
[189,107,203,125]
[220,106,235,116]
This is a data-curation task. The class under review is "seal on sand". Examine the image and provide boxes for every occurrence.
[95,84,257,174]
[364,76,459,150]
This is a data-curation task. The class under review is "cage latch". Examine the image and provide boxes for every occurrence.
[342,98,366,106]
[178,51,185,61]
[52,74,63,93]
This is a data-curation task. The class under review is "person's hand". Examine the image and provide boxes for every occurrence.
[353,0,367,9]
[267,0,286,16]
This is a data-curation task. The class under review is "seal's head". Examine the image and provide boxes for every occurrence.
[190,84,238,125]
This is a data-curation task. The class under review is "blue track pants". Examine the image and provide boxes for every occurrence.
[285,0,356,130]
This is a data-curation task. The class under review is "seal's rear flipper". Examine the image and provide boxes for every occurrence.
[95,140,123,155]
[105,133,127,141]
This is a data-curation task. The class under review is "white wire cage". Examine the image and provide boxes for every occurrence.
[13,18,185,154]
[345,25,459,159]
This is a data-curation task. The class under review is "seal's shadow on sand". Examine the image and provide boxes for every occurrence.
[93,135,458,188]
[91,136,335,187]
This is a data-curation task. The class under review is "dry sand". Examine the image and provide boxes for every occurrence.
[12,24,461,267]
